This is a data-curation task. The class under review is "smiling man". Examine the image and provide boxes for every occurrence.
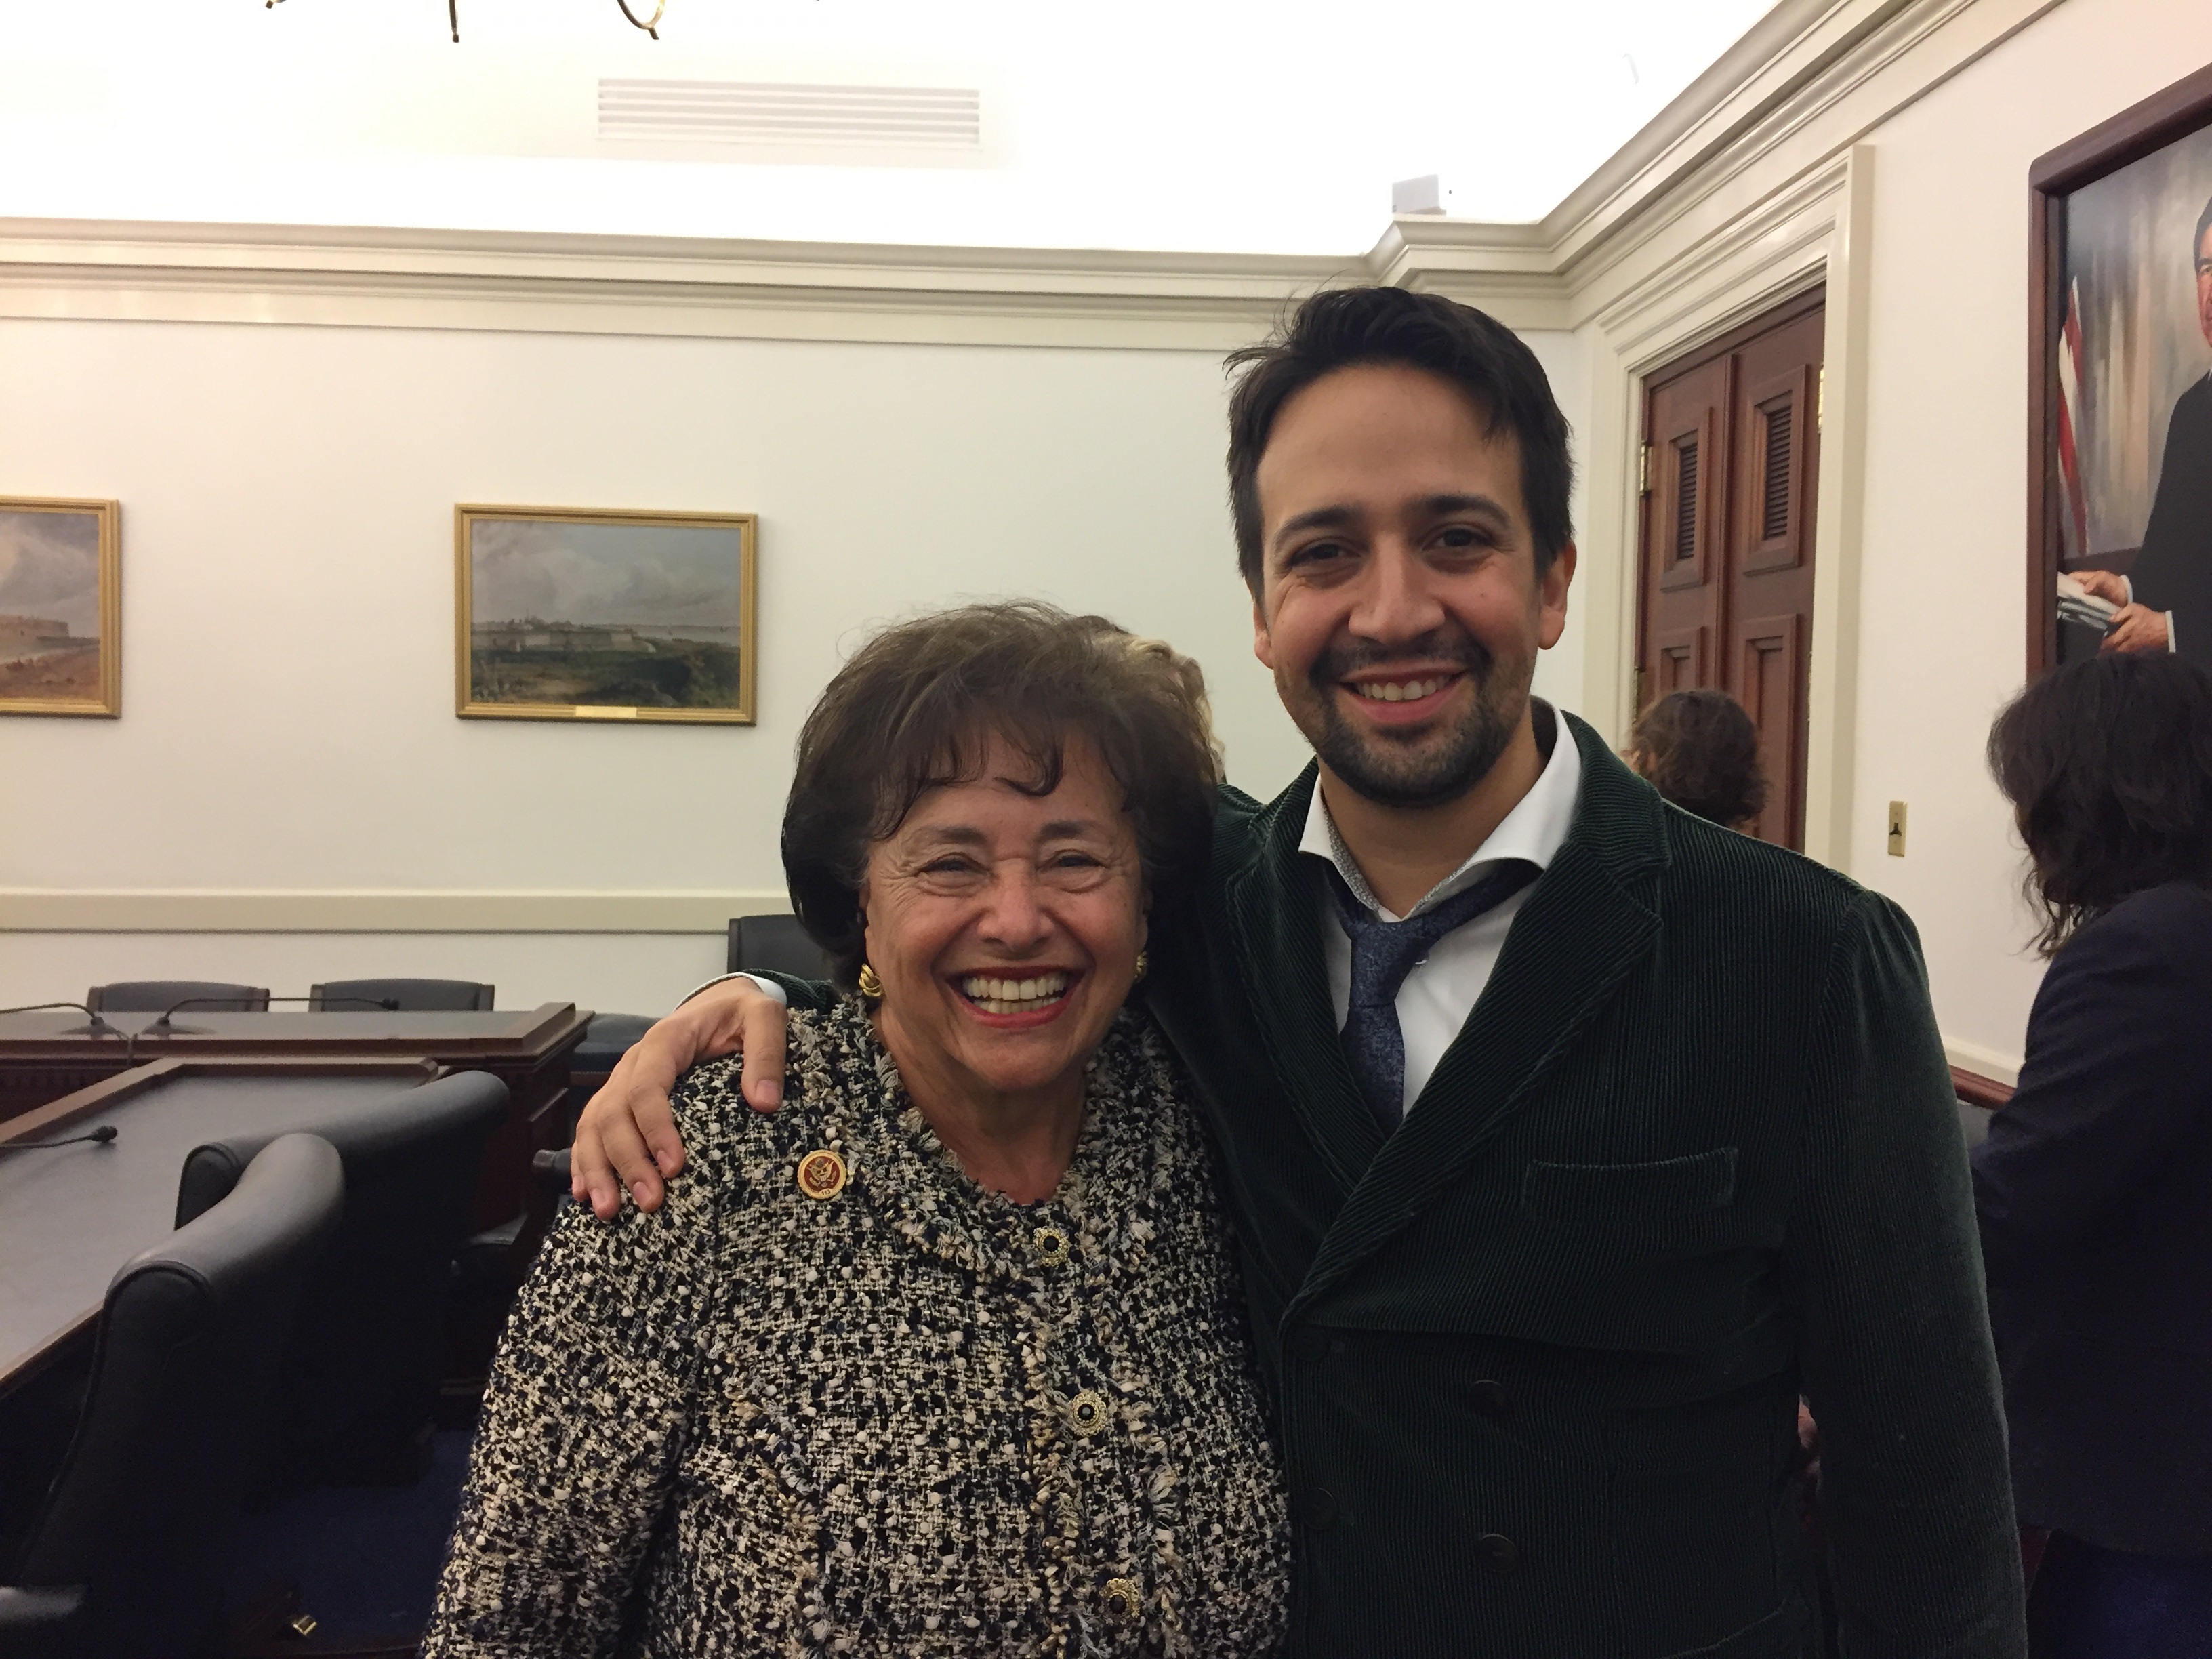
[571,287,2025,1656]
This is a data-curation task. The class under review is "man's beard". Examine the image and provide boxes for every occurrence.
[1298,628,1525,810]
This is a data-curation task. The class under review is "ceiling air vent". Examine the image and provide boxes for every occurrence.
[597,79,981,150]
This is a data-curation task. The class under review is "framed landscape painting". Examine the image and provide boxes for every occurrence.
[456,506,757,724]
[0,497,120,718]
[2030,62,2212,672]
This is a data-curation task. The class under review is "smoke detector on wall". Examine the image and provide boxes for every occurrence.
[1391,175,1457,216]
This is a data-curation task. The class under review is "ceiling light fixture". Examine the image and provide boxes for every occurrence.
[615,0,668,39]
[262,0,668,45]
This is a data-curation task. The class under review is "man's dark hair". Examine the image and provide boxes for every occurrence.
[1628,689,1768,830]
[1223,286,1574,598]
[1987,650,2212,956]
[2196,192,2212,268]
[781,602,1223,989]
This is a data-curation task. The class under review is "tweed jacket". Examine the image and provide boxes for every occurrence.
[1130,716,2024,1658]
[424,1001,1290,1658]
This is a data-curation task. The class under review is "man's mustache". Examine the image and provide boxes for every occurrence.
[1308,630,1495,689]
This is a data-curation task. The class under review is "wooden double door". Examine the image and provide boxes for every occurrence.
[1638,289,1824,849]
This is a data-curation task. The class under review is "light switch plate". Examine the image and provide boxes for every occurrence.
[1887,801,1908,857]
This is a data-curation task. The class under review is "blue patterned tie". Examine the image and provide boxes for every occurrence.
[1326,859,1542,1131]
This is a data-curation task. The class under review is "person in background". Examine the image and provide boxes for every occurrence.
[424,603,1290,1655]
[1980,649,2212,1657]
[1625,687,1769,832]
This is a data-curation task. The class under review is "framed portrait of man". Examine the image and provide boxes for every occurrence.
[2030,64,2212,672]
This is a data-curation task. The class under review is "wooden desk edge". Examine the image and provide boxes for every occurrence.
[0,1308,100,1403]
[1951,1065,2015,1111]
[0,1002,591,1063]
[0,1055,448,1147]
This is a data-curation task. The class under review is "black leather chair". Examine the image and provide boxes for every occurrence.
[1957,1100,1994,1151]
[0,1134,344,1659]
[174,1071,510,1496]
[85,981,270,1015]
[308,978,493,1012]
[567,1013,655,1090]
[727,913,832,979]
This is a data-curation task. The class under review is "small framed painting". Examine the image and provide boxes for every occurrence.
[2030,63,2212,671]
[0,497,121,718]
[455,505,758,724]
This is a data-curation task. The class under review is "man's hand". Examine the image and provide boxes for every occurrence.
[2070,568,2131,607]
[2102,602,2171,653]
[569,979,795,1218]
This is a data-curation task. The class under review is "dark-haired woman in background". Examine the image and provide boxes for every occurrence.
[1981,649,2212,1657]
[1625,688,1768,833]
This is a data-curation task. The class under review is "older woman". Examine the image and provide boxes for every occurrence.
[1980,649,2212,1656]
[424,604,1290,1656]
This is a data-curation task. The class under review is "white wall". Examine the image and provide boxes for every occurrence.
[1527,327,1592,713]
[1843,0,2212,1074]
[0,311,1584,1016]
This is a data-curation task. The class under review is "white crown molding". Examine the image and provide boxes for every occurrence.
[0,218,1355,351]
[0,0,2063,352]
[0,888,787,934]
[1552,0,2062,316]
[1339,0,2062,325]
[1353,0,2062,323]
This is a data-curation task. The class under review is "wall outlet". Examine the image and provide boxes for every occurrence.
[1887,801,1908,857]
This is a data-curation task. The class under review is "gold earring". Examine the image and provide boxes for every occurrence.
[857,962,884,999]
[1132,951,1148,982]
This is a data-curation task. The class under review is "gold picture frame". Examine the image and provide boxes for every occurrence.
[455,504,758,725]
[0,497,121,718]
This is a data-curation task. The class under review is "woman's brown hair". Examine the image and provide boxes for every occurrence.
[781,602,1223,989]
[1626,689,1768,830]
[1987,649,2212,956]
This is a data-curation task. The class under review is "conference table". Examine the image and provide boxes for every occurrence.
[0,1003,592,1237]
[0,1057,451,1397]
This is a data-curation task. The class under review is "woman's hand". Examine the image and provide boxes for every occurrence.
[570,979,794,1218]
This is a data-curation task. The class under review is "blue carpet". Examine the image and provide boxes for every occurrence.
[227,1427,472,1638]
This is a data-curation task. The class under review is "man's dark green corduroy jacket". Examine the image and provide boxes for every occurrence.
[790,714,2028,1657]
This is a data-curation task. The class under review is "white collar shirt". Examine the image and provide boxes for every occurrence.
[1298,703,1584,1118]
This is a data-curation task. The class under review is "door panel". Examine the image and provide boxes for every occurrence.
[1636,291,1824,851]
[1639,359,1729,712]
[1652,625,1708,698]
[1739,365,1815,576]
[1733,613,1805,848]
[1658,409,1719,593]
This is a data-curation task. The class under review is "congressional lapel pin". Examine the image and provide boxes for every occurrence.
[796,1149,848,1201]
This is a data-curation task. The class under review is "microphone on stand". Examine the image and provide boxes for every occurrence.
[0,1124,119,1153]
[126,994,401,1062]
[0,1002,125,1038]
[143,993,400,1036]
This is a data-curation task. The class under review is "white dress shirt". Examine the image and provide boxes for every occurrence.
[1299,703,1582,1119]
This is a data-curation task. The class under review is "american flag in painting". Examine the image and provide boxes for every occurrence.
[2056,276,2090,562]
